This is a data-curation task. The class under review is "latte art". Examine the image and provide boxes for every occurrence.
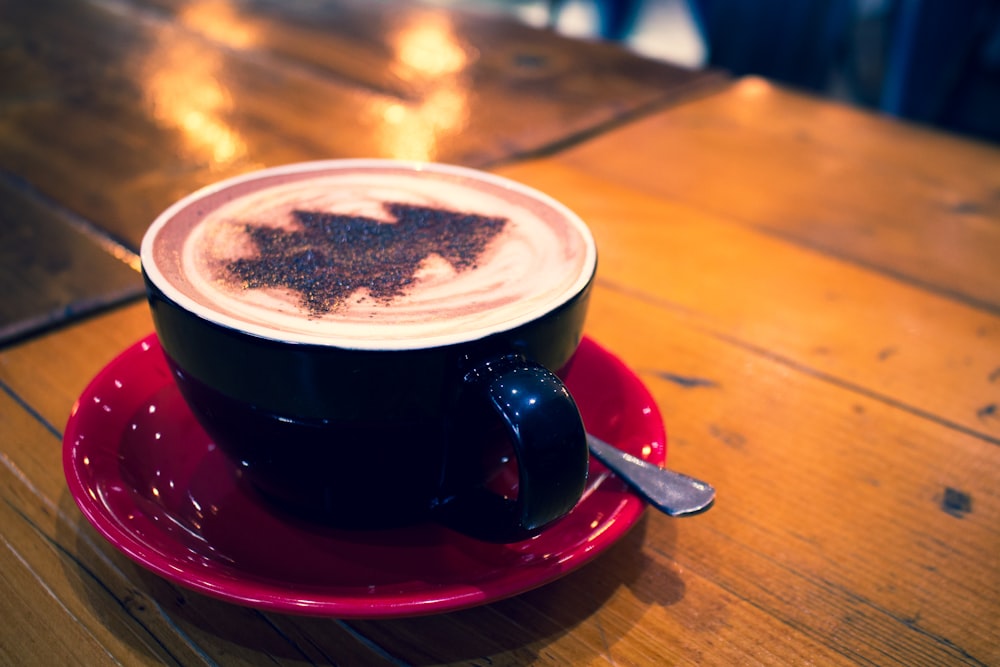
[142,161,596,349]
[223,202,509,316]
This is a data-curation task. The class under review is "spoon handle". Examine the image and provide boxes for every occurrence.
[587,434,715,517]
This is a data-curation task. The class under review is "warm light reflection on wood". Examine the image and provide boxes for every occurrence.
[139,6,250,167]
[394,14,469,78]
[736,76,772,99]
[373,15,472,161]
[178,0,259,49]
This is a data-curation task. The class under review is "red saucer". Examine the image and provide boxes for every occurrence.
[63,334,666,618]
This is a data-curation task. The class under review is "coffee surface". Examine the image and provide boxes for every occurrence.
[142,162,596,349]
[225,203,508,316]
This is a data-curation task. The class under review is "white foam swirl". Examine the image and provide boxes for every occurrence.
[142,161,596,350]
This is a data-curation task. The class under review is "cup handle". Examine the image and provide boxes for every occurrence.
[435,354,589,542]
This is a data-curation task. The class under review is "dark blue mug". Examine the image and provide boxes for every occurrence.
[141,160,597,542]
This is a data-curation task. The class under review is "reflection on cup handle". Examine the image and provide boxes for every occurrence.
[435,355,589,543]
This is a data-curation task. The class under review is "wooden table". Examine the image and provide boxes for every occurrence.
[1,1,997,665]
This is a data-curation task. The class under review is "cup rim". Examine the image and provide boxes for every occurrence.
[140,159,597,350]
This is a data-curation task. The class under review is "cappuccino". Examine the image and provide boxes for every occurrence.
[142,161,596,349]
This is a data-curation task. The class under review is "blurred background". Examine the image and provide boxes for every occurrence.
[429,0,1000,145]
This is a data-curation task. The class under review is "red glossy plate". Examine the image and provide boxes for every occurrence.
[63,334,666,618]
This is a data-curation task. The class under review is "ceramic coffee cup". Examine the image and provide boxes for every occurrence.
[140,160,597,542]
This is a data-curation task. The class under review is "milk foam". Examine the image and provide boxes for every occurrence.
[141,161,596,350]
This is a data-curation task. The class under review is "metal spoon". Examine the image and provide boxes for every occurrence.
[587,433,715,516]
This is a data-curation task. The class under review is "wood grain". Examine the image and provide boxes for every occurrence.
[1,254,996,664]
[0,391,189,665]
[0,173,142,346]
[495,131,1000,447]
[0,0,723,343]
[0,305,862,666]
[1,10,996,661]
[0,307,403,665]
[583,289,998,665]
[545,77,1000,315]
[0,0,724,251]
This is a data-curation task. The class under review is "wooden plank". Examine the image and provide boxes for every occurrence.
[0,173,143,346]
[0,302,401,664]
[494,159,1000,445]
[582,287,999,666]
[0,390,193,665]
[343,536,856,665]
[1,288,996,664]
[0,303,156,432]
[0,304,858,666]
[0,504,128,665]
[0,0,726,252]
[547,77,1000,314]
[4,123,995,662]
[0,365,402,665]
[0,0,723,342]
